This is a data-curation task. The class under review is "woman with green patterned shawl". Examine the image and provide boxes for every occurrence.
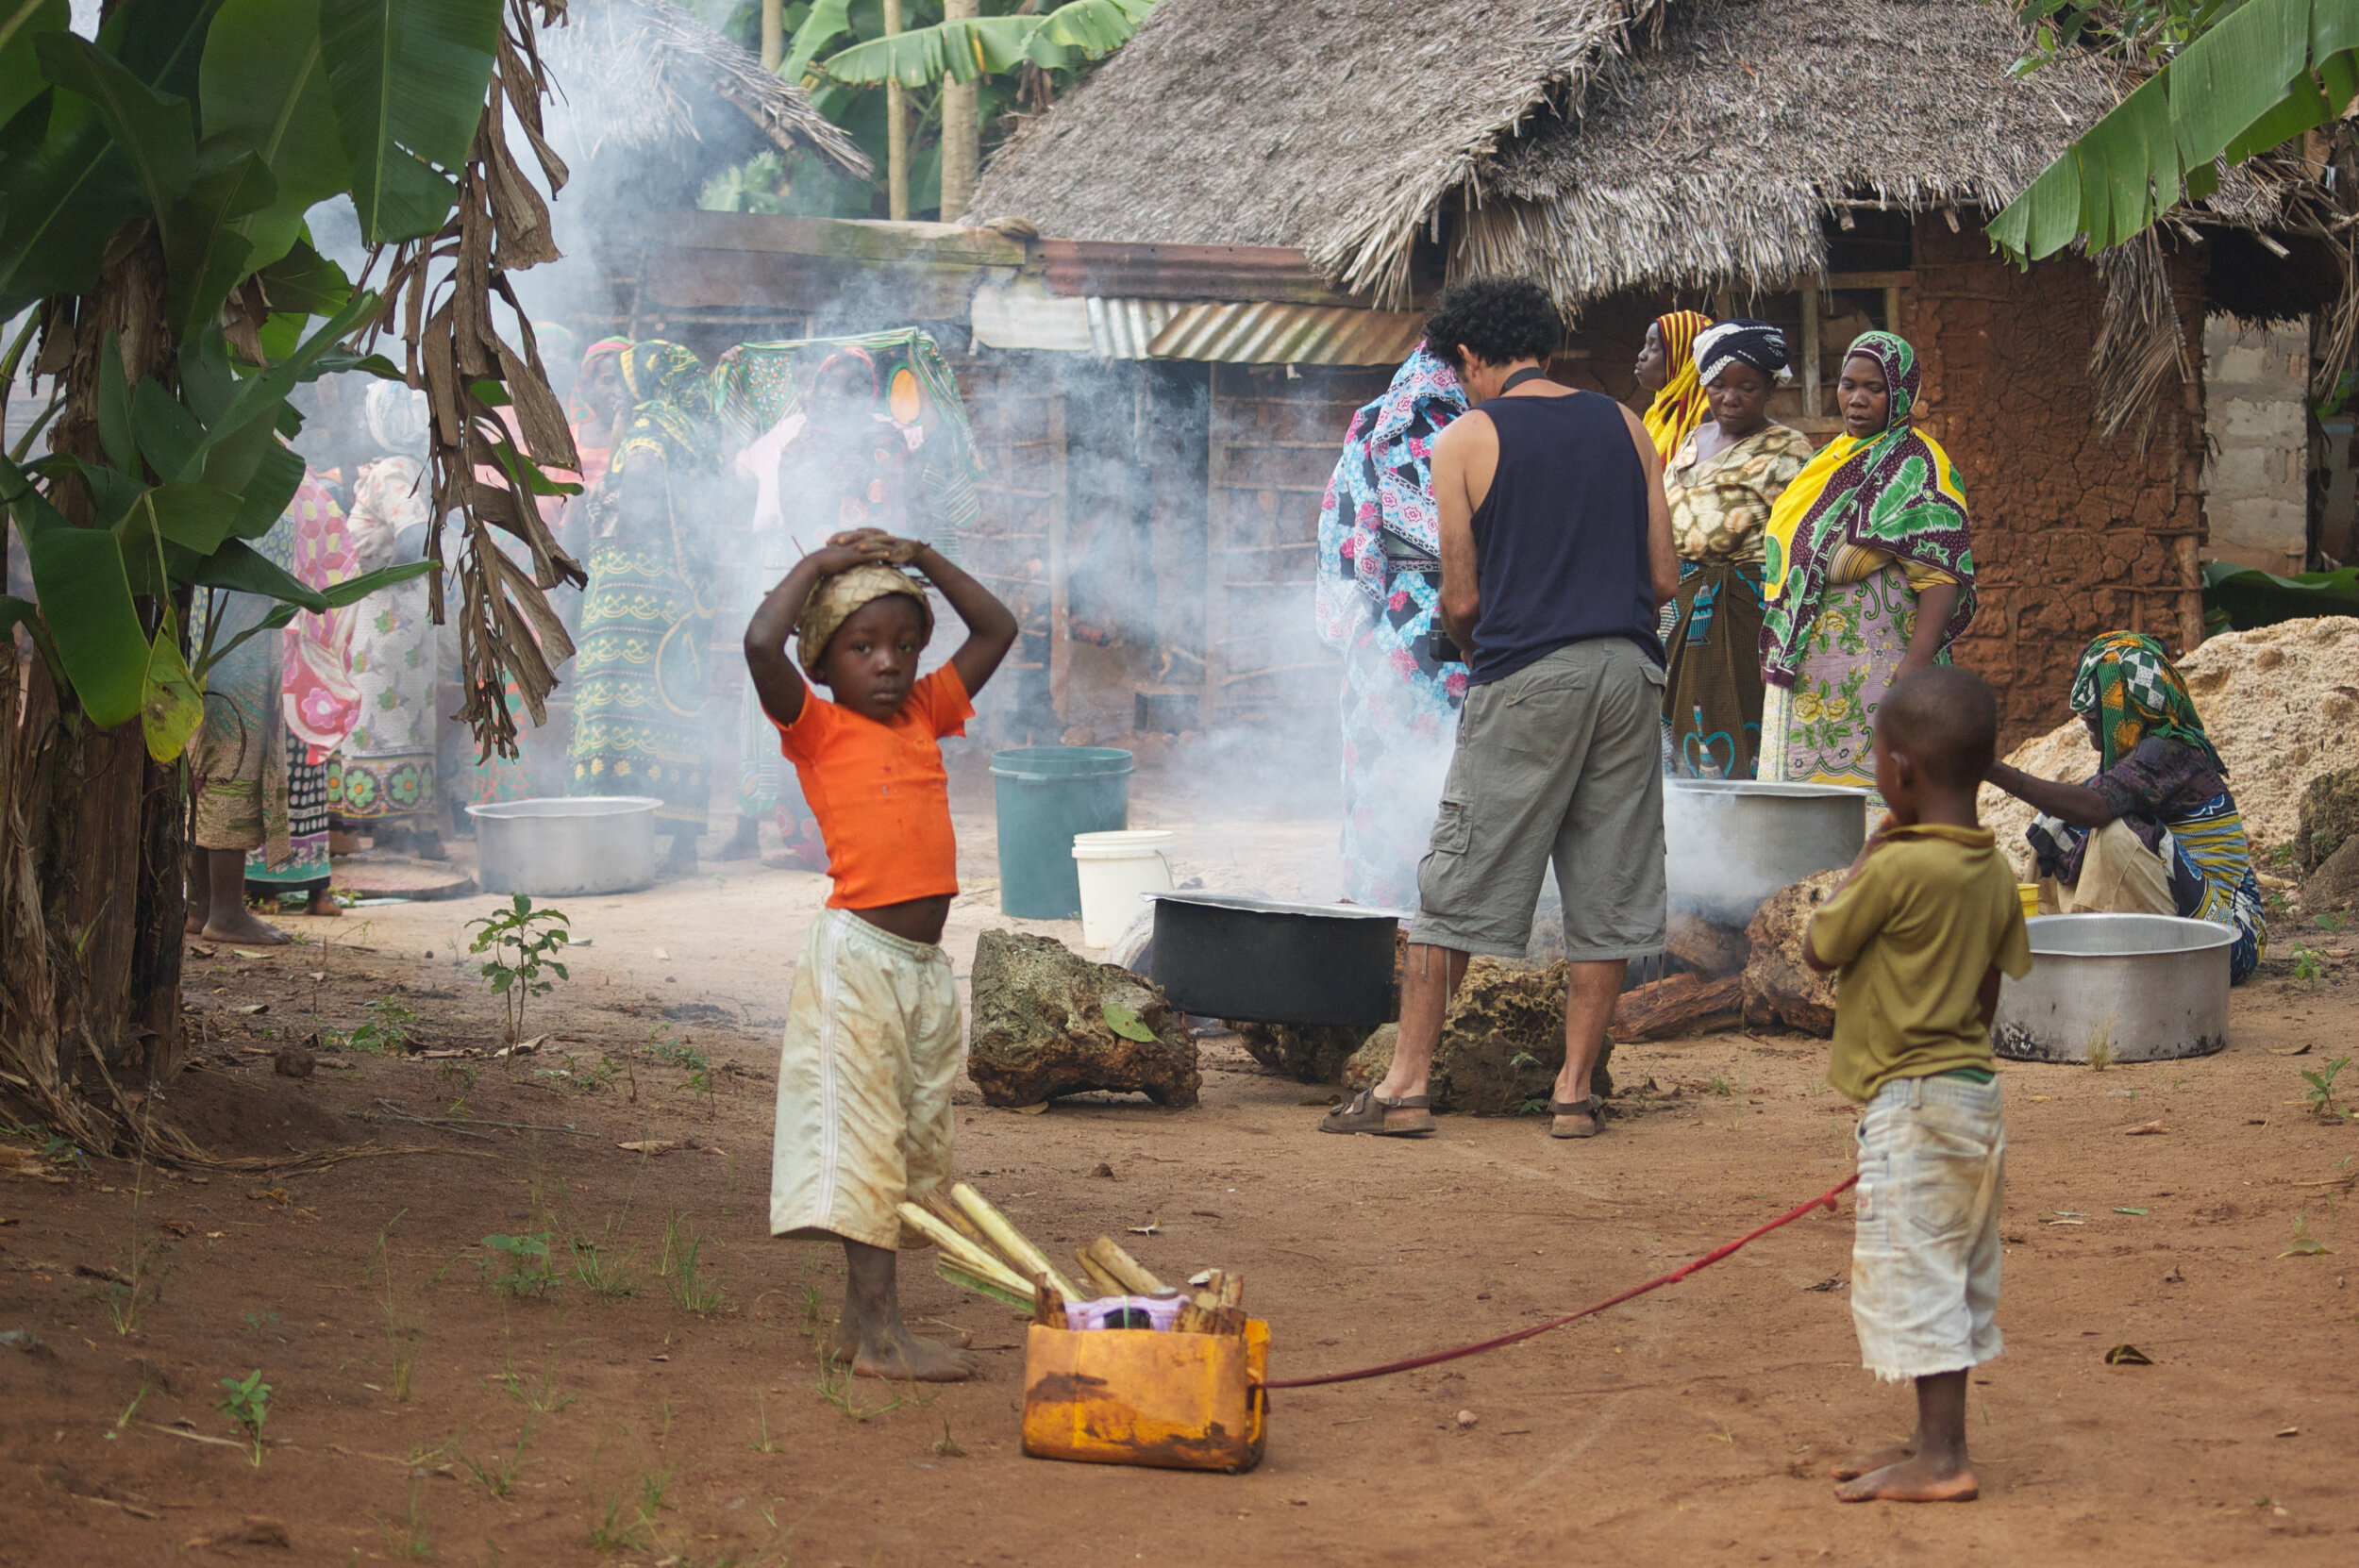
[706,330,984,863]
[1985,630,2265,982]
[1757,331,1974,791]
[567,341,720,871]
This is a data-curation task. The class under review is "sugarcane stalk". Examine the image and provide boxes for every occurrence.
[895,1202,1034,1296]
[1080,1235,1166,1295]
[950,1182,1081,1302]
[920,1189,992,1251]
[1072,1250,1127,1297]
[937,1259,1034,1313]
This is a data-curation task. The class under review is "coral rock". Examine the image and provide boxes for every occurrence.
[1741,871,1845,1038]
[967,930,1199,1108]
[1335,959,1613,1114]
[1231,1022,1365,1084]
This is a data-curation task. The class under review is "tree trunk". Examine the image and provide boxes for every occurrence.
[14,229,187,1114]
[760,0,783,72]
[938,0,979,222]
[883,0,909,221]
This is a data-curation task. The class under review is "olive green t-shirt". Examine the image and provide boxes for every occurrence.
[1806,823,2034,1103]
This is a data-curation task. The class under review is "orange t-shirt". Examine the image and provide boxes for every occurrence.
[774,664,973,910]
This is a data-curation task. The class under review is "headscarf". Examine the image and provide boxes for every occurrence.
[364,380,430,459]
[1758,331,1976,686]
[569,336,630,427]
[794,562,933,679]
[2070,630,2224,774]
[1315,344,1466,629]
[1641,309,1714,463]
[1694,319,1792,389]
[609,341,715,475]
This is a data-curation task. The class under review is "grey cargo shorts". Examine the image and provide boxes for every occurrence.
[1409,638,1667,960]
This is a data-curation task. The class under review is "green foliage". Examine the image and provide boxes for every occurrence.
[466,893,570,1044]
[1101,1001,1153,1043]
[216,1367,271,1464]
[2302,1054,2350,1120]
[570,1222,642,1300]
[339,993,414,1055]
[660,1209,724,1316]
[2292,945,2324,984]
[1991,0,2359,261]
[2281,1204,2332,1256]
[819,0,1157,86]
[481,1231,559,1298]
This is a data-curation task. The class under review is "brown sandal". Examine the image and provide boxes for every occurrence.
[1548,1096,1605,1139]
[1317,1088,1435,1138]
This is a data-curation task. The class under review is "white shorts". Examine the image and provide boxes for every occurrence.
[769,909,962,1251]
[1850,1073,2006,1382]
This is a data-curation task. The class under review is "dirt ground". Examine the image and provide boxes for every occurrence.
[3,764,2357,1566]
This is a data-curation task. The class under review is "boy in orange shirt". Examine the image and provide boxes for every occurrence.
[745,528,1017,1381]
[1803,666,2033,1502]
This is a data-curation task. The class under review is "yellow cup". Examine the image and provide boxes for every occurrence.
[2017,882,2041,921]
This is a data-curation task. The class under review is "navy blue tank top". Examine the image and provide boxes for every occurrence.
[1465,390,1663,686]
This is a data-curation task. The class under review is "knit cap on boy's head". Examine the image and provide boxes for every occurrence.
[795,563,934,679]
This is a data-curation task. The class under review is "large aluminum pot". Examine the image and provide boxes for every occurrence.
[1147,892,1399,1026]
[1664,779,1872,926]
[467,796,661,897]
[1992,913,2232,1063]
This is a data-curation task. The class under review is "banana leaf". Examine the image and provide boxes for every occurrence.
[2200,558,2359,636]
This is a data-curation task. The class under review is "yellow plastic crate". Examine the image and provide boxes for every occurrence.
[1020,1319,1268,1472]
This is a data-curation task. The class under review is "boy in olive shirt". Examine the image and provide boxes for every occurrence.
[1804,667,2032,1504]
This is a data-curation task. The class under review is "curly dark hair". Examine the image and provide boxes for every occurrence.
[1423,276,1564,373]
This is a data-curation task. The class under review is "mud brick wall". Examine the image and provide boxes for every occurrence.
[1908,225,2209,747]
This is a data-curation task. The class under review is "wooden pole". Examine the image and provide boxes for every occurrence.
[760,0,783,72]
[1799,282,1821,419]
[1046,393,1070,723]
[939,0,980,221]
[883,0,909,221]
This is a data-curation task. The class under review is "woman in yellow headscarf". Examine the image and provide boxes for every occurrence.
[1633,309,1715,464]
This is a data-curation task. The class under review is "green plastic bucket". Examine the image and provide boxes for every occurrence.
[991,747,1133,919]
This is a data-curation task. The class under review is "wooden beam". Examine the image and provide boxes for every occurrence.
[1799,284,1821,418]
[1046,396,1070,723]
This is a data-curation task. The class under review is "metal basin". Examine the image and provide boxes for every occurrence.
[1664,779,1871,925]
[1146,892,1400,1026]
[467,796,660,897]
[1992,913,2232,1063]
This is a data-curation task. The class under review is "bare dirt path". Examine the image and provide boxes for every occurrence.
[2,779,2354,1564]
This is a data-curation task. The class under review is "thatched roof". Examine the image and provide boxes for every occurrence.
[542,0,868,178]
[970,0,2280,306]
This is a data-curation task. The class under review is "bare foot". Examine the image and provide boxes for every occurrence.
[848,1322,978,1382]
[1836,1455,1978,1503]
[1831,1443,1915,1481]
[304,891,343,918]
[185,910,207,935]
[202,909,293,945]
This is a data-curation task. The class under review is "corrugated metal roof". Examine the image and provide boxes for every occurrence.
[1145,302,1425,366]
[1085,297,1184,359]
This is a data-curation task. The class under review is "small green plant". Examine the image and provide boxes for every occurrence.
[571,1222,643,1300]
[379,1478,432,1560]
[481,1232,560,1298]
[216,1369,271,1465]
[344,994,415,1056]
[1514,1096,1550,1116]
[660,1210,724,1315]
[241,1309,279,1338]
[377,1213,420,1400]
[2085,1022,2117,1072]
[815,1351,928,1421]
[1709,1074,1737,1097]
[104,1163,171,1335]
[108,1379,153,1439]
[2317,909,2348,933]
[2302,1056,2351,1122]
[1507,1050,1540,1072]
[644,1026,707,1072]
[751,1388,782,1454]
[584,1463,671,1554]
[2292,946,2324,985]
[456,1411,541,1499]
[434,1059,477,1113]
[500,1365,575,1416]
[466,894,572,1045]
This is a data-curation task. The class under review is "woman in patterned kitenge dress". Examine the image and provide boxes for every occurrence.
[567,342,720,871]
[1757,331,1974,792]
[1660,319,1815,778]
[1313,345,1471,909]
[1985,631,2267,982]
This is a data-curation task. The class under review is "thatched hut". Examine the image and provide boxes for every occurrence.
[967,0,2347,743]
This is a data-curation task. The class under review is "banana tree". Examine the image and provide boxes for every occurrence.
[1989,0,2359,260]
[0,0,579,1138]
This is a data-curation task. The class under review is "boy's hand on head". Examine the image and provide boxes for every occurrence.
[803,540,886,576]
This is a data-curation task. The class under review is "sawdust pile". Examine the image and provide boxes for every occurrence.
[1978,616,2359,877]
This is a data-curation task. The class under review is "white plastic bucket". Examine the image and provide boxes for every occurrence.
[1071,829,1176,947]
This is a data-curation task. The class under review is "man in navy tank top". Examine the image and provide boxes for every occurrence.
[1319,277,1677,1143]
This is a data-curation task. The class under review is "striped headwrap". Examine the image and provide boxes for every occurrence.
[2069,630,2223,774]
[1694,318,1793,388]
[1641,309,1714,463]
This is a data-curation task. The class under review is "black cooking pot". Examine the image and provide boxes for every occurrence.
[1146,892,1400,1026]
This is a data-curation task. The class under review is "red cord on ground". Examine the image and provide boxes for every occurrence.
[1255,1172,1860,1392]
